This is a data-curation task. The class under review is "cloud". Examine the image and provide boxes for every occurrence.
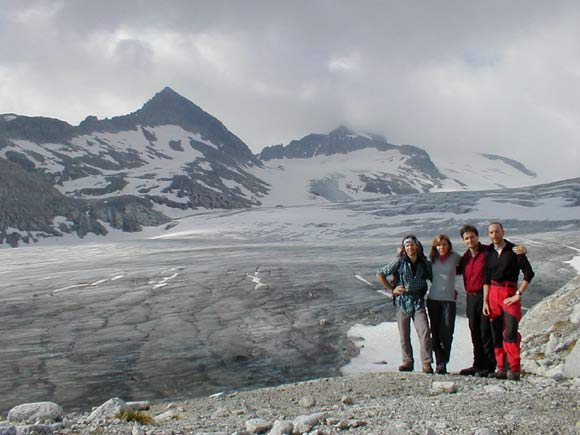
[0,0,578,180]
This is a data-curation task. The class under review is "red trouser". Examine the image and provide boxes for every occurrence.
[488,281,522,372]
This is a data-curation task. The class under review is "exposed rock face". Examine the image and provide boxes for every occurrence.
[0,87,269,246]
[256,126,449,201]
[0,158,170,247]
[520,275,580,379]
[480,153,537,177]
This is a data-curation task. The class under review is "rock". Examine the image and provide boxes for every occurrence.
[563,339,580,378]
[520,275,580,379]
[292,412,327,434]
[154,409,178,423]
[335,419,366,429]
[88,398,129,421]
[132,422,144,435]
[246,418,273,433]
[0,425,16,435]
[425,428,437,435]
[211,407,230,419]
[268,420,294,435]
[431,381,457,394]
[14,424,57,435]
[340,396,353,405]
[126,401,151,411]
[298,396,316,408]
[7,402,63,424]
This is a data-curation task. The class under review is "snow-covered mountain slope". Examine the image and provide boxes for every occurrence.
[18,177,578,248]
[148,177,580,244]
[0,88,271,246]
[253,126,542,206]
[0,87,267,214]
[430,152,544,192]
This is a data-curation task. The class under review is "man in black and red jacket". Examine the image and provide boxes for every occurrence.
[483,222,535,381]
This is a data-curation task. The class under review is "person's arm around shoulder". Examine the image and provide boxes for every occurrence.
[425,258,433,283]
[505,253,534,306]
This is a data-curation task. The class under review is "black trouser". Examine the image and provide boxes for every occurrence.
[426,299,456,366]
[466,291,496,371]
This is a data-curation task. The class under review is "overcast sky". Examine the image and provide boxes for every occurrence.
[1,0,578,180]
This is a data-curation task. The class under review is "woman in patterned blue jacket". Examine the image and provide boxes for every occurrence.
[376,235,434,373]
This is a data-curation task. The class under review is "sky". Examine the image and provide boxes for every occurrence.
[1,0,579,180]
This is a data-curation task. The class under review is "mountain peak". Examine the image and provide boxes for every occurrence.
[329,125,355,137]
[140,87,195,115]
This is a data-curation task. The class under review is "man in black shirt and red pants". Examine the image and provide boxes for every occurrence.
[483,222,534,381]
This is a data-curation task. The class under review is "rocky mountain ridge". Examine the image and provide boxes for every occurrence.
[0,88,546,246]
[0,88,269,246]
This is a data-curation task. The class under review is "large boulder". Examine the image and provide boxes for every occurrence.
[88,398,129,421]
[6,402,63,424]
[520,275,580,379]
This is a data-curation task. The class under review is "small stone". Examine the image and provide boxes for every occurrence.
[484,385,505,394]
[340,396,353,405]
[246,418,273,433]
[126,401,151,411]
[268,420,294,435]
[431,381,457,394]
[425,428,437,435]
[132,422,144,435]
[299,396,316,408]
[292,412,327,434]
[211,407,230,419]
[335,419,350,430]
[349,419,367,428]
[154,410,178,423]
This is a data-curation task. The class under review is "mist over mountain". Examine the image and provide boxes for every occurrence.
[0,87,564,246]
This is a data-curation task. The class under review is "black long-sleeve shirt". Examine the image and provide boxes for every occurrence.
[484,239,535,285]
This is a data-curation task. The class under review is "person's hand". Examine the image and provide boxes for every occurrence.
[504,294,521,306]
[513,245,527,255]
[483,302,490,316]
[393,285,406,296]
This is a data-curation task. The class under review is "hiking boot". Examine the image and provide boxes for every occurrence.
[422,363,434,374]
[398,362,414,372]
[435,364,447,375]
[459,366,476,376]
[507,370,521,381]
[489,369,507,380]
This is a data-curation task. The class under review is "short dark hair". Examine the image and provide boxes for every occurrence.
[488,221,504,231]
[460,224,479,238]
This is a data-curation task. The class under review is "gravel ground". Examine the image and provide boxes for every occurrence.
[50,371,580,435]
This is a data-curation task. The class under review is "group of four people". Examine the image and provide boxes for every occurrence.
[376,222,534,381]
